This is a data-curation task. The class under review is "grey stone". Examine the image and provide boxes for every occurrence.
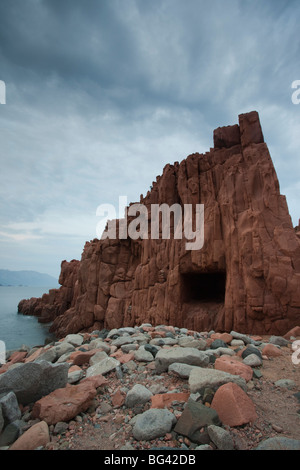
[195,444,213,450]
[149,383,168,395]
[53,421,69,435]
[178,337,207,350]
[53,342,75,359]
[149,337,177,346]
[106,328,119,338]
[210,339,228,349]
[180,328,189,335]
[0,360,69,405]
[0,391,21,423]
[144,344,160,357]
[155,347,209,374]
[89,350,108,366]
[115,365,124,380]
[189,367,246,393]
[0,420,25,447]
[117,327,137,335]
[202,387,215,404]
[269,336,290,347]
[168,363,197,379]
[67,368,84,384]
[255,437,300,450]
[230,339,245,347]
[121,344,138,353]
[88,339,111,354]
[230,331,254,344]
[56,351,74,363]
[111,336,136,347]
[96,328,109,340]
[125,384,153,408]
[98,402,113,414]
[122,360,137,374]
[149,338,165,347]
[134,347,154,362]
[241,345,262,360]
[64,334,84,347]
[86,357,120,377]
[34,347,57,363]
[205,347,235,357]
[139,323,152,329]
[242,353,262,367]
[174,399,220,443]
[207,425,234,450]
[131,334,149,345]
[119,443,135,450]
[132,409,176,440]
[0,405,4,433]
[253,369,263,379]
[37,342,75,363]
[274,379,296,389]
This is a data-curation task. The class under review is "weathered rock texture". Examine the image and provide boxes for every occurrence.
[18,111,300,336]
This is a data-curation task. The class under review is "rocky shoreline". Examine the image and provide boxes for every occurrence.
[0,323,300,451]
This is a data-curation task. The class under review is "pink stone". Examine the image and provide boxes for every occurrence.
[262,344,284,357]
[24,347,45,363]
[68,365,82,373]
[70,348,103,366]
[80,374,107,388]
[151,392,190,409]
[284,326,300,339]
[31,382,97,425]
[211,382,258,427]
[111,389,125,408]
[9,421,50,450]
[214,355,253,382]
[210,333,233,344]
[111,351,134,364]
[8,351,28,364]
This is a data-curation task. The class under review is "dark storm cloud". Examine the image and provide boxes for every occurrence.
[0,0,300,276]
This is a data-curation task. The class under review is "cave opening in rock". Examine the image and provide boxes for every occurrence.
[181,271,226,304]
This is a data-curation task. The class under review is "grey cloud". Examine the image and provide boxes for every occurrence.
[0,0,299,277]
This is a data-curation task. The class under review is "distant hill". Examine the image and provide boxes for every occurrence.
[0,269,59,287]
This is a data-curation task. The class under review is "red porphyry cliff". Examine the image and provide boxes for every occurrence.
[18,111,300,337]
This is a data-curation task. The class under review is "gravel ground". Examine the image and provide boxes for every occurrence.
[45,337,300,451]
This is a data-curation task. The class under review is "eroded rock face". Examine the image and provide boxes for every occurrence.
[18,111,300,336]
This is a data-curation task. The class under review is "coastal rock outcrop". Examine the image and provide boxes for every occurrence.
[18,111,300,336]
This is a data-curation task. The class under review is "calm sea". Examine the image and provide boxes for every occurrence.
[0,286,57,351]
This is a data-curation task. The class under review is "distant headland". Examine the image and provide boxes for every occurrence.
[0,269,58,287]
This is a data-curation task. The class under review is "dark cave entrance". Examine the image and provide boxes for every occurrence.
[181,271,226,304]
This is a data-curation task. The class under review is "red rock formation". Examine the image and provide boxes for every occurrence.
[18,111,300,337]
[18,259,80,324]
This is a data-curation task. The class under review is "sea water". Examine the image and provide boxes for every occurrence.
[0,286,57,351]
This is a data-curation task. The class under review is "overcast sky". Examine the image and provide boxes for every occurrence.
[0,0,299,280]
